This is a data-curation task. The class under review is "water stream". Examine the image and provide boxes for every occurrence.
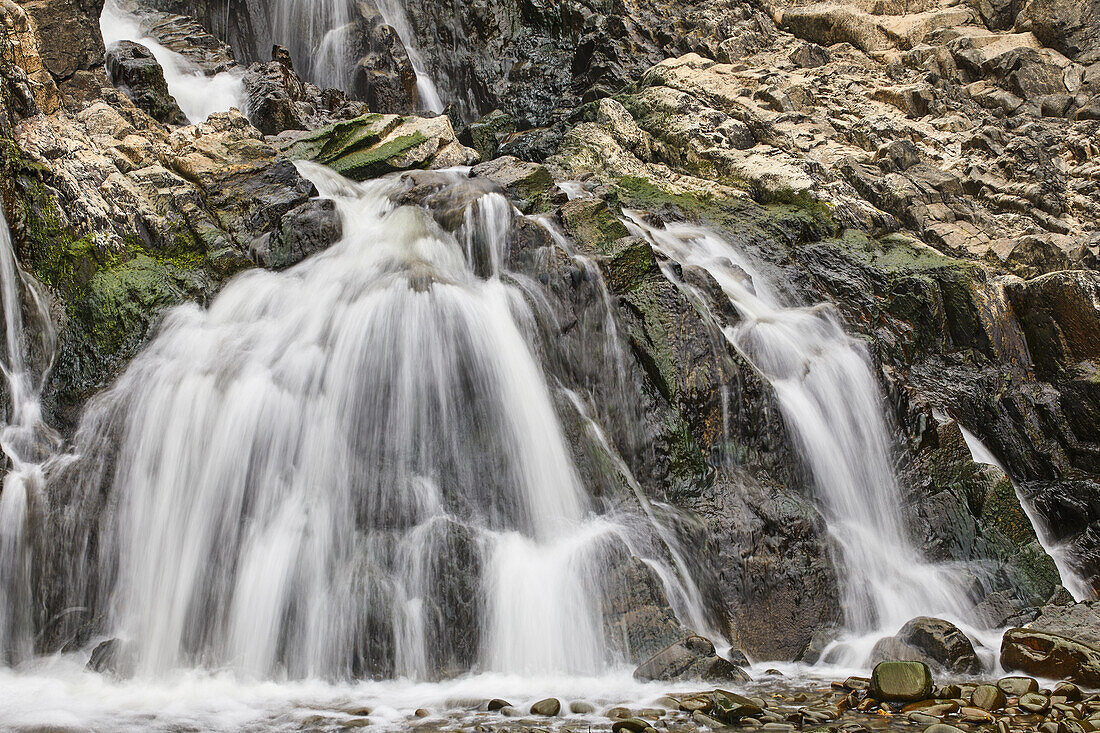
[0,206,59,665]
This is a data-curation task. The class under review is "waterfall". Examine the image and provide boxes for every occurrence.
[50,165,711,681]
[625,214,976,665]
[100,0,244,124]
[0,206,58,664]
[270,0,444,112]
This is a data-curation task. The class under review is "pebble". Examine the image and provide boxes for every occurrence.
[414,708,430,718]
[606,706,633,719]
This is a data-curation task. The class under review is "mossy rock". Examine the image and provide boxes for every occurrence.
[870,660,933,702]
[559,198,631,253]
[282,113,442,180]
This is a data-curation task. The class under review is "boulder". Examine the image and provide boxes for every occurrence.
[530,698,561,716]
[970,684,1006,711]
[105,41,187,125]
[871,617,983,674]
[870,661,934,702]
[1001,628,1100,687]
[633,635,747,683]
[1028,599,1100,649]
[281,112,477,180]
[997,675,1039,696]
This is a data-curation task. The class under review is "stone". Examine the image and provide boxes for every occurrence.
[1020,692,1051,713]
[612,719,650,733]
[105,41,187,125]
[487,698,510,711]
[870,661,934,703]
[923,725,968,733]
[569,701,595,714]
[1001,628,1100,687]
[971,684,1007,711]
[897,617,984,674]
[632,635,747,683]
[997,675,1040,696]
[713,690,764,723]
[530,698,561,716]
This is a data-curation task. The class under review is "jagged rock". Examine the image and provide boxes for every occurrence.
[281,112,477,180]
[601,557,694,665]
[870,661,934,702]
[1001,628,1100,687]
[870,617,983,674]
[633,635,748,682]
[105,40,187,125]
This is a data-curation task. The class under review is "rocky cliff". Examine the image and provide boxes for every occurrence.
[0,0,1097,665]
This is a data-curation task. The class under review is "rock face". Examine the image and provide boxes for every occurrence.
[1001,628,1100,687]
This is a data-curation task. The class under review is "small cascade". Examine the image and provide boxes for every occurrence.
[48,165,715,681]
[624,214,977,665]
[0,206,59,664]
[100,0,244,123]
[959,425,1091,601]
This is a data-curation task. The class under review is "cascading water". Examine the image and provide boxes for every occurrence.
[101,0,244,123]
[0,206,58,664]
[44,165,714,683]
[624,214,976,664]
[270,0,444,111]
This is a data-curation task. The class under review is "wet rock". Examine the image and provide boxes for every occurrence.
[86,638,121,674]
[1019,692,1051,713]
[530,697,561,716]
[712,690,764,723]
[971,684,1007,711]
[569,701,595,714]
[281,112,477,181]
[105,41,187,125]
[997,675,1039,696]
[487,698,510,711]
[612,719,650,733]
[349,5,418,114]
[251,198,342,270]
[871,617,983,674]
[870,661,934,703]
[633,635,747,683]
[1001,628,1100,687]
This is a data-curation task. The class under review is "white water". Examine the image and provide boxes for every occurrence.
[0,207,58,664]
[270,0,444,111]
[101,0,243,124]
[959,425,1091,601]
[624,214,977,665]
